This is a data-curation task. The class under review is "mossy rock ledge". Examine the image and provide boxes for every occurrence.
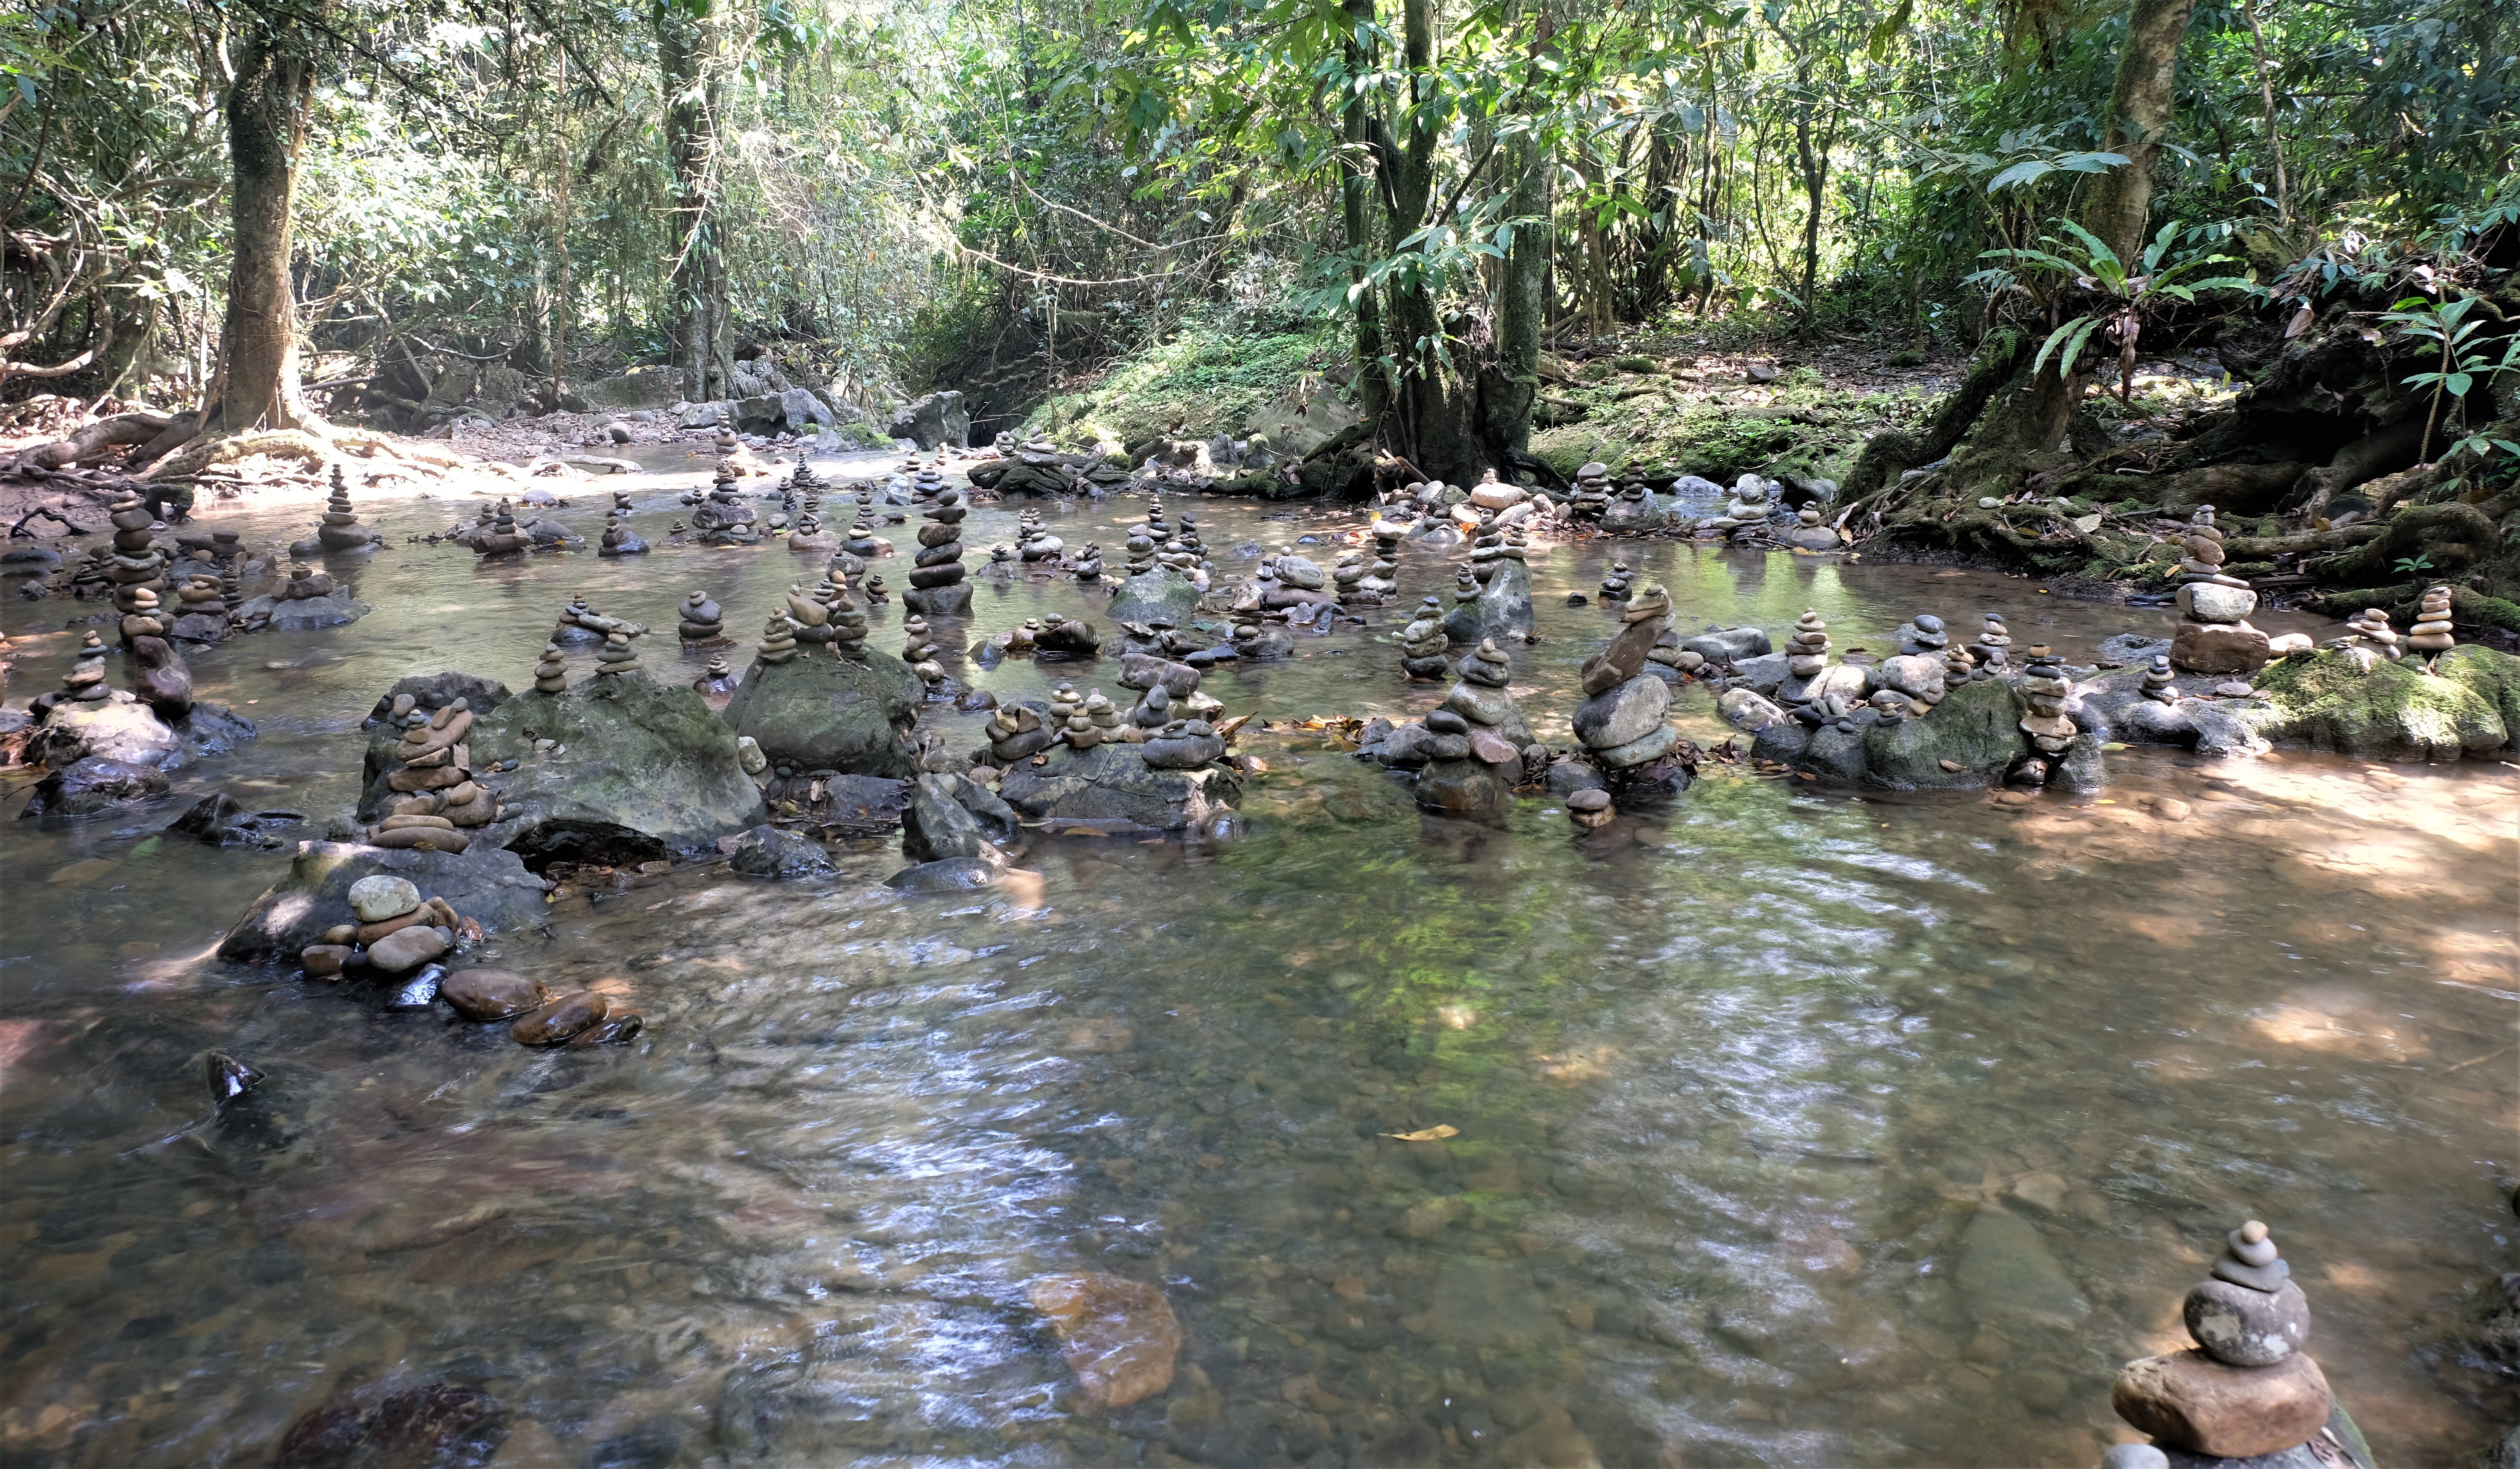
[470,672,767,866]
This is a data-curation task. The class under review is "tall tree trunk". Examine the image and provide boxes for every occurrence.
[659,0,727,404]
[2081,0,2200,266]
[1340,0,1388,422]
[1486,0,1554,467]
[1381,0,1484,483]
[201,16,319,436]
[1792,73,1825,327]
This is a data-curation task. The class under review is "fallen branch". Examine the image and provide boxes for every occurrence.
[5,409,178,473]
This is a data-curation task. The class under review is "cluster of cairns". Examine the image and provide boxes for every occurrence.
[781,569,872,657]
[312,465,381,551]
[471,501,531,557]
[692,464,760,546]
[905,488,972,616]
[366,695,497,850]
[2107,1220,2334,1463]
[1696,476,1777,538]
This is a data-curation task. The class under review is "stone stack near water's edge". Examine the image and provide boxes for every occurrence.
[1413,639,1531,820]
[2405,584,2456,663]
[314,464,381,551]
[1574,583,1688,803]
[365,695,499,851]
[2168,507,2270,675]
[1399,597,1450,681]
[103,491,167,616]
[2111,1220,2336,1461]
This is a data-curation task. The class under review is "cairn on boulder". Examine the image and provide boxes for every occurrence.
[1603,469,1663,532]
[365,697,498,851]
[1071,543,1104,582]
[825,579,872,659]
[315,464,380,550]
[1399,596,1451,680]
[2168,506,2269,674]
[1575,584,1684,798]
[985,704,1054,764]
[1941,640,1978,687]
[1895,613,1950,656]
[1357,522,1399,601]
[1785,610,1830,679]
[2342,607,2401,661]
[298,874,467,978]
[781,581,834,650]
[598,510,649,556]
[1600,561,1633,601]
[904,487,973,616]
[2405,585,2456,663]
[1968,613,2013,669]
[1414,640,1531,819]
[475,501,531,557]
[60,632,112,703]
[692,464,760,546]
[102,491,168,615]
[909,457,945,505]
[754,612,801,666]
[220,555,247,614]
[2141,653,2179,703]
[2111,1220,2331,1460]
[2017,647,2077,761]
[842,508,887,564]
[693,656,738,703]
[119,585,171,645]
[591,627,645,679]
[677,590,727,645]
[902,615,940,666]
[1567,462,1613,520]
[173,569,226,629]
[1781,503,1838,551]
[1698,476,1775,536]
[531,643,569,694]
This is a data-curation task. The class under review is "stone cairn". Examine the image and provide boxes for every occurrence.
[1781,503,1837,551]
[2405,584,2456,663]
[1599,561,1632,602]
[531,643,569,693]
[861,572,889,604]
[2342,607,2400,660]
[368,695,497,851]
[103,491,167,617]
[1574,584,1680,791]
[1968,612,2013,669]
[693,464,760,546]
[1399,596,1451,680]
[598,510,648,557]
[279,563,337,601]
[299,874,468,979]
[593,625,645,679]
[1566,788,1614,830]
[1785,609,1830,680]
[175,568,224,623]
[2168,506,2269,674]
[1358,522,1399,601]
[475,501,530,557]
[902,615,939,665]
[315,464,378,550]
[909,457,946,506]
[1414,639,1530,816]
[1331,547,1368,602]
[60,632,110,703]
[2017,646,2076,758]
[754,612,801,666]
[120,585,170,644]
[1018,511,1064,562]
[985,703,1053,764]
[1071,543,1104,582]
[220,555,247,614]
[782,581,833,651]
[678,590,727,644]
[826,578,871,658]
[1567,461,1614,520]
[1940,639,1978,687]
[2110,1220,2331,1461]
[1898,612,1950,656]
[905,487,972,616]
[2141,653,2179,703]
[694,656,738,702]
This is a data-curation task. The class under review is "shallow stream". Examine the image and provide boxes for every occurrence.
[2,457,2515,1467]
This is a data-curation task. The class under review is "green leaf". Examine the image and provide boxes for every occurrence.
[1985,160,2053,193]
[2444,372,2473,396]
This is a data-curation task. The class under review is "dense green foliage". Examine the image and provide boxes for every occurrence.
[0,0,2512,427]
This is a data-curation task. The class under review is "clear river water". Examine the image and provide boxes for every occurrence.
[1,453,2514,1468]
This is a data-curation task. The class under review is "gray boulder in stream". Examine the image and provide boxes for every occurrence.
[721,649,922,778]
[469,672,766,866]
[902,772,1022,863]
[1105,567,1204,627]
[1441,559,1533,645]
[995,742,1240,832]
[218,841,551,963]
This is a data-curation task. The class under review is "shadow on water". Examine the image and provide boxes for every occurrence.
[0,467,2513,1466]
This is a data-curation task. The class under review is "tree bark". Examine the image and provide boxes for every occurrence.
[200,16,320,437]
[1340,0,1388,424]
[2081,0,2201,267]
[1485,0,1554,467]
[659,0,728,404]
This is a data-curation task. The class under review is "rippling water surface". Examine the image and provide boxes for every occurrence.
[2,456,2515,1467]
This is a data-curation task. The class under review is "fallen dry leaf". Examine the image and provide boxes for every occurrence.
[1382,1125,1460,1142]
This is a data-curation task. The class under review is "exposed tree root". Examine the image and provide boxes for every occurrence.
[5,411,180,473]
[1838,329,2028,505]
[2318,501,2503,582]
[143,428,337,481]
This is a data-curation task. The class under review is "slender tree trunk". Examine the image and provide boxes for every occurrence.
[1340,0,1388,422]
[201,16,319,436]
[659,0,727,404]
[1792,76,1825,326]
[1486,0,1554,465]
[2081,0,2200,266]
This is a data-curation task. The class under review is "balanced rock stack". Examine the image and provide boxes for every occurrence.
[1071,543,1104,582]
[1599,561,1632,601]
[592,626,645,679]
[1603,470,1661,532]
[825,579,871,658]
[1968,613,2013,668]
[60,632,111,703]
[598,511,648,557]
[910,458,945,505]
[1399,596,1451,681]
[677,590,727,645]
[1781,504,1838,551]
[1414,640,1533,819]
[904,487,972,616]
[1018,512,1064,562]
[1941,640,1978,687]
[532,643,569,693]
[1331,548,1369,602]
[280,564,337,601]
[781,581,834,650]
[902,615,940,666]
[2343,608,2400,660]
[985,704,1053,764]
[2405,585,2456,662]
[693,465,760,546]
[120,585,171,645]
[315,464,380,550]
[753,612,801,666]
[788,505,837,554]
[2111,1220,2333,1461]
[1698,477,1775,537]
[1567,462,1614,519]
[299,875,465,978]
[367,696,496,850]
[1358,528,1399,601]
[102,492,167,616]
[173,569,226,632]
[1785,610,1830,679]
[2168,506,2269,674]
[2141,653,2179,703]
[220,556,247,614]
[2017,647,2076,757]
[475,501,530,557]
[693,656,738,703]
[1574,584,1682,793]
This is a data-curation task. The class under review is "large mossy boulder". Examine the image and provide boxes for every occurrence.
[1105,568,1205,626]
[218,841,551,964]
[720,650,921,777]
[995,742,1241,832]
[470,673,765,866]
[1859,676,2032,789]
[2255,647,2513,759]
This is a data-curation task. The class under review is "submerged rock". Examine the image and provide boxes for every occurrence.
[1028,1272,1183,1411]
[996,742,1240,832]
[20,755,169,816]
[1956,1204,2088,1331]
[726,823,836,878]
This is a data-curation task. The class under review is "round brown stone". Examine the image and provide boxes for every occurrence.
[439,968,549,1022]
[511,990,609,1045]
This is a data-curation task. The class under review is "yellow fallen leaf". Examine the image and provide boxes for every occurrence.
[1383,1125,1459,1142]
